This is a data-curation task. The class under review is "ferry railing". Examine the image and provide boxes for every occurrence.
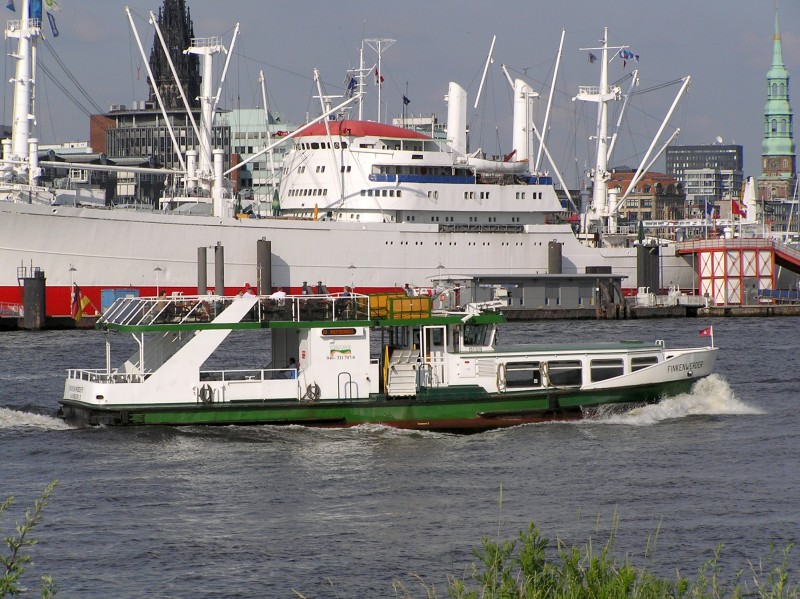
[0,302,24,317]
[66,368,144,384]
[199,367,296,382]
[100,291,392,329]
[99,295,233,327]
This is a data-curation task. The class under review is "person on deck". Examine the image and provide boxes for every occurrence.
[287,357,298,379]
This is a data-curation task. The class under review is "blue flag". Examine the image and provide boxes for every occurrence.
[6,0,14,11]
[403,95,410,105]
[29,0,41,19]
[47,10,58,36]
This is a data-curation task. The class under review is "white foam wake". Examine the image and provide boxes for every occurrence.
[592,374,762,426]
[0,407,72,431]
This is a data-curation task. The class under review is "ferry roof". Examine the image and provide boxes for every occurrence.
[295,119,431,140]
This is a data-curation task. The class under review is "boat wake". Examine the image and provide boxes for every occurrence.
[0,407,72,431]
[589,374,762,426]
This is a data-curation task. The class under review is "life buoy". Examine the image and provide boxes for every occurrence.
[199,383,213,404]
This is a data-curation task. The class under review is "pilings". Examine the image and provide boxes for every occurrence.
[22,270,46,330]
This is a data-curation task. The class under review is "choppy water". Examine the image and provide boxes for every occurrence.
[1,317,797,597]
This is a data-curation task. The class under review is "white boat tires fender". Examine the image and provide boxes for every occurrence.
[304,383,321,402]
[199,384,213,404]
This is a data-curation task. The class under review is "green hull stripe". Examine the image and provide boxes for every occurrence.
[61,378,700,428]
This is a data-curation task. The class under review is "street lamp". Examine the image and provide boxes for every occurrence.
[154,265,163,295]
[348,263,356,289]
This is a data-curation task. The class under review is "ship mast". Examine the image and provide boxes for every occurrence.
[4,0,42,186]
[363,38,395,122]
[574,28,622,241]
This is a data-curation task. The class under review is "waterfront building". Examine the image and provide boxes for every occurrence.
[607,169,685,224]
[217,108,296,212]
[665,144,744,219]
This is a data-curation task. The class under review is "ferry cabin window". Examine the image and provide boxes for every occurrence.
[505,362,542,388]
[547,360,583,386]
[631,356,658,371]
[590,359,624,382]
[462,324,491,347]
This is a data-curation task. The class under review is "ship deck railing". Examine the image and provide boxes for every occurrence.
[97,292,434,329]
[67,366,301,385]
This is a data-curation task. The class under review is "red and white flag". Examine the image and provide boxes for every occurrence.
[699,326,712,337]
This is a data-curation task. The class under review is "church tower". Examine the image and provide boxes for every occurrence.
[758,1,797,201]
[147,0,201,109]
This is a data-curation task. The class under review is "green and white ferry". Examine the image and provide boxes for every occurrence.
[60,292,717,431]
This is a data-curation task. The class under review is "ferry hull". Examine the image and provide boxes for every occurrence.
[59,377,702,432]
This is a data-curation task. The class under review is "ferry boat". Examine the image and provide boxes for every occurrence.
[0,3,698,317]
[59,291,718,431]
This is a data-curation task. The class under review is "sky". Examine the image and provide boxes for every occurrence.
[3,0,798,185]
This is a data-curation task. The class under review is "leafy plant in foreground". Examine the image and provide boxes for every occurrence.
[0,481,58,598]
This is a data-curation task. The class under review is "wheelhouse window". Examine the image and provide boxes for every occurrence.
[462,324,492,347]
[590,359,624,382]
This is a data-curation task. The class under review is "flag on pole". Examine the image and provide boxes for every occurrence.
[6,0,14,12]
[346,76,357,97]
[29,0,41,19]
[44,0,60,11]
[699,326,712,337]
[71,284,91,321]
[588,52,597,63]
[402,95,410,105]
[732,199,744,217]
[374,68,384,86]
[46,11,58,36]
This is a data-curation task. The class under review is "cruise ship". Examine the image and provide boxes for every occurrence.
[0,2,695,317]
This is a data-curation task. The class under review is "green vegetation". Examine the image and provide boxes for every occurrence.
[1,481,57,598]
[391,522,797,599]
[441,523,797,599]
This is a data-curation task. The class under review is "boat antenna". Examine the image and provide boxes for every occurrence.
[363,38,395,122]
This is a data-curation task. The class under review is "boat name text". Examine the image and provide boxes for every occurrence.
[667,361,703,373]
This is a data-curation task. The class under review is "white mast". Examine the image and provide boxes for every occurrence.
[6,0,41,184]
[363,38,395,122]
[574,28,622,238]
[186,35,227,190]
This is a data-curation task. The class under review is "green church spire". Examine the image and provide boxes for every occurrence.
[761,0,795,159]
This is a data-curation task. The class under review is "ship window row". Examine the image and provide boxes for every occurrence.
[340,166,352,173]
[288,188,329,197]
[361,189,402,198]
[234,145,288,156]
[427,191,439,199]
[464,191,491,200]
[378,165,464,177]
[297,141,348,150]
[503,356,657,389]
[315,165,326,173]
[515,191,544,199]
